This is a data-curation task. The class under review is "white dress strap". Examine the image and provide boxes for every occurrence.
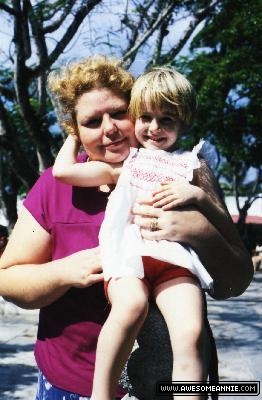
[186,139,205,181]
[198,140,219,172]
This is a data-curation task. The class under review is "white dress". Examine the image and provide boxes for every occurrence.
[99,140,213,290]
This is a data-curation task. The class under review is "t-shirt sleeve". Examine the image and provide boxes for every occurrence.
[23,168,53,233]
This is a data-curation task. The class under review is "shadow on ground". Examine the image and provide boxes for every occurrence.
[207,273,262,350]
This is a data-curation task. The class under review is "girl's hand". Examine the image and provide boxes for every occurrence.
[152,181,203,210]
[58,247,104,288]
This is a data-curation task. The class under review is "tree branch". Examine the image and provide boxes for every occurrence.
[122,2,177,67]
[156,0,220,65]
[41,0,76,34]
[0,2,17,16]
[120,0,157,54]
[0,85,15,102]
[147,15,172,68]
[0,96,38,188]
[32,0,102,76]
[25,0,49,115]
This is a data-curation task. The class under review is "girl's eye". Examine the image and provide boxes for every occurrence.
[161,116,173,123]
[160,116,177,125]
[139,114,152,123]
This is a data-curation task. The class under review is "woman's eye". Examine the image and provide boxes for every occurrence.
[112,110,128,119]
[85,118,101,128]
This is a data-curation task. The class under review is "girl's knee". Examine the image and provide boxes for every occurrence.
[110,293,148,326]
[107,278,149,327]
[171,321,205,353]
[109,278,148,309]
[122,294,149,321]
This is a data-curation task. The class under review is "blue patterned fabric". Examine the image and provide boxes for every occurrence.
[35,371,90,400]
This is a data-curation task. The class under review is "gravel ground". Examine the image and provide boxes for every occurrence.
[0,272,261,400]
[0,300,38,400]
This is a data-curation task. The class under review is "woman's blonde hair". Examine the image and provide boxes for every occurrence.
[48,55,135,135]
[129,67,197,128]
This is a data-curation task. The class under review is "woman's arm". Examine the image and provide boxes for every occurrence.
[0,207,103,309]
[152,160,232,240]
[53,135,121,186]
[132,202,253,300]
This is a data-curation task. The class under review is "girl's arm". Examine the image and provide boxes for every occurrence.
[152,159,230,238]
[53,135,121,186]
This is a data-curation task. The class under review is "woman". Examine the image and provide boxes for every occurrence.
[0,225,8,257]
[0,55,253,400]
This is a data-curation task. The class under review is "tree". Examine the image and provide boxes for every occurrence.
[83,0,220,69]
[0,0,103,227]
[175,0,262,238]
[0,0,221,228]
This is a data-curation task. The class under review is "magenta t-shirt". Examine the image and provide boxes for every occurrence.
[24,166,125,397]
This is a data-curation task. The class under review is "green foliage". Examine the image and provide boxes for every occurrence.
[176,0,262,197]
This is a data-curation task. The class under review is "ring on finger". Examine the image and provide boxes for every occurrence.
[150,217,159,232]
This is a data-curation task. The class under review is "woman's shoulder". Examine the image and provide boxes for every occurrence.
[30,167,55,193]
[31,151,88,191]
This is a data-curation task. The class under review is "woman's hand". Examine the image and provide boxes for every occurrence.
[132,198,199,243]
[57,247,104,288]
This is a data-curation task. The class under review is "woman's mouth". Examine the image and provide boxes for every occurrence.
[105,138,126,149]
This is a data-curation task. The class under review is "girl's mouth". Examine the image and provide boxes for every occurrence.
[146,135,164,143]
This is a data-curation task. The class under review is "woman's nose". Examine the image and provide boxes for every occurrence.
[102,114,117,136]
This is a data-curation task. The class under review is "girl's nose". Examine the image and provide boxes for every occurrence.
[149,118,160,133]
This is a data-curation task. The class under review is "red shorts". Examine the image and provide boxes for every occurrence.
[104,256,195,300]
[142,256,195,292]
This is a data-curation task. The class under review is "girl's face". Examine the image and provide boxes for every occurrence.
[135,106,183,152]
[75,88,137,163]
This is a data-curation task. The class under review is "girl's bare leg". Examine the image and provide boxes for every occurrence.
[91,277,149,400]
[155,277,205,400]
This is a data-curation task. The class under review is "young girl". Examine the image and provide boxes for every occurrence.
[53,68,231,400]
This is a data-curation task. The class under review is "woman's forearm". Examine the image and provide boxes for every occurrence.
[0,261,70,309]
[0,207,103,309]
[188,219,254,299]
[0,247,103,309]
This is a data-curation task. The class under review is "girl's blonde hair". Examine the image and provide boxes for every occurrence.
[129,67,197,128]
[48,55,135,135]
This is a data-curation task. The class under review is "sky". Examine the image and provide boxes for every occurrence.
[0,3,196,76]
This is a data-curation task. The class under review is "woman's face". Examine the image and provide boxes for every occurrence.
[75,88,137,163]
